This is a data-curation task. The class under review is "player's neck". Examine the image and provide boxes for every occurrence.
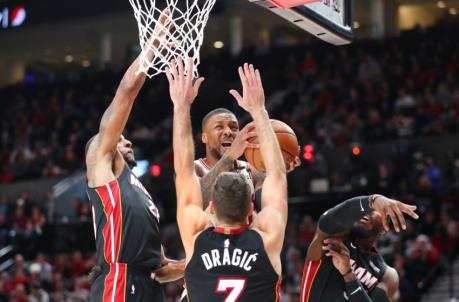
[214,221,248,230]
[204,153,220,167]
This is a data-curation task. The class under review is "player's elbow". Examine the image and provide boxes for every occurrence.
[317,212,337,236]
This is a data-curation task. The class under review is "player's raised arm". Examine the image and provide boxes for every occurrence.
[166,58,207,258]
[229,63,287,272]
[92,11,172,159]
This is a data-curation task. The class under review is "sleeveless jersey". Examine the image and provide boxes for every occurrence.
[87,165,162,272]
[185,227,281,302]
[301,240,387,302]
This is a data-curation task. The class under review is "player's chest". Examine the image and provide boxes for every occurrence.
[122,174,160,222]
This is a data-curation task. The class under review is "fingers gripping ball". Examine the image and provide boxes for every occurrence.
[245,120,299,172]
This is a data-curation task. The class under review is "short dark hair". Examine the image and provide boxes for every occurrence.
[212,172,251,224]
[201,108,236,132]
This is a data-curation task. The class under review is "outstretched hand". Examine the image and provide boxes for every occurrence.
[372,195,419,233]
[166,58,204,109]
[229,63,266,114]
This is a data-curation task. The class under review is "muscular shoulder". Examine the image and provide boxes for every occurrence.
[86,134,121,187]
[85,134,102,166]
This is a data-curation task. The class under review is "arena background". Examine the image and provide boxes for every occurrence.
[1,0,459,301]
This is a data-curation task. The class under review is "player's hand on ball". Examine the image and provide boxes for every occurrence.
[227,122,258,161]
[322,238,351,276]
[229,63,266,114]
[166,57,204,109]
[371,195,418,233]
[287,155,301,173]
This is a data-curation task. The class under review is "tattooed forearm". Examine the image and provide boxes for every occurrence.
[200,154,236,209]
[251,169,266,191]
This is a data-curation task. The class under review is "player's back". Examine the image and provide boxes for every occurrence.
[185,226,280,302]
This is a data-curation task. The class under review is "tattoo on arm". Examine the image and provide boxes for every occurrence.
[251,169,265,191]
[200,155,235,209]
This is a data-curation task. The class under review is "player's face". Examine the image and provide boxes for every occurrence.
[203,113,239,159]
[117,135,136,167]
[352,212,384,239]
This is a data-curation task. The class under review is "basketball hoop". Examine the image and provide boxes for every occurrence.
[128,0,217,78]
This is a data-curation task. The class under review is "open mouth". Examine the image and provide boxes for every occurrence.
[220,142,232,152]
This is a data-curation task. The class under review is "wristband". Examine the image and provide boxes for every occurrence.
[345,279,363,296]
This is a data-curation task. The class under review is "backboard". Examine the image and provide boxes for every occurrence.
[249,0,353,45]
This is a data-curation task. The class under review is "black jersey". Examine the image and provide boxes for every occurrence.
[301,240,388,302]
[185,226,281,302]
[87,164,162,271]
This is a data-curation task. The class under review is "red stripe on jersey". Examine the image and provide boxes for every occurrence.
[96,181,123,263]
[275,277,282,302]
[103,265,113,302]
[102,263,127,302]
[300,260,322,302]
[94,188,110,263]
[117,263,127,302]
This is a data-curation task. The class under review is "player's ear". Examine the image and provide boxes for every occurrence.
[202,132,208,144]
[209,201,216,215]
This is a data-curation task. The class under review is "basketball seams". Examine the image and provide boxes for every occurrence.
[272,131,297,137]
[244,120,299,172]
[281,148,296,160]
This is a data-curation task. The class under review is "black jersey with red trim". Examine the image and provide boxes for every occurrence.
[87,164,162,271]
[185,227,281,302]
[301,240,387,302]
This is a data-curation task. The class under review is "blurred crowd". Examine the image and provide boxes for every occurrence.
[0,20,459,302]
[0,23,458,182]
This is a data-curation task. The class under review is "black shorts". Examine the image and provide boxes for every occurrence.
[89,263,165,302]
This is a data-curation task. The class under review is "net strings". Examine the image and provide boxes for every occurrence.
[128,0,217,78]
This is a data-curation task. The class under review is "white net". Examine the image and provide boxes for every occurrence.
[128,0,217,78]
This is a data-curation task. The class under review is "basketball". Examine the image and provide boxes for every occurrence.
[245,120,299,172]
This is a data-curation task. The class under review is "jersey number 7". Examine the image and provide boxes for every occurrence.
[215,278,247,302]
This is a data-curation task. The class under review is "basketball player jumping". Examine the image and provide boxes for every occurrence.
[196,109,301,210]
[167,58,287,301]
[85,11,183,302]
[301,195,418,302]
